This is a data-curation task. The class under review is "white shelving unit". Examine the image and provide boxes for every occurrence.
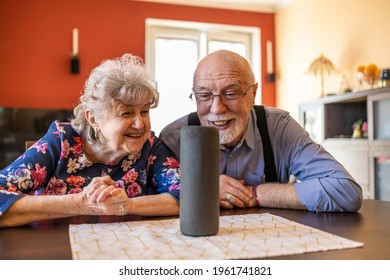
[299,87,390,200]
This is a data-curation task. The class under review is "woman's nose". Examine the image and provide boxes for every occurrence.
[132,114,144,129]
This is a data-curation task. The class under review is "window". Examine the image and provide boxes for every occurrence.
[145,18,261,135]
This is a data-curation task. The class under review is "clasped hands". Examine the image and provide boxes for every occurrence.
[79,174,256,215]
[80,175,129,215]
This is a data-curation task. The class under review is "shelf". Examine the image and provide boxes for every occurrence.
[324,138,368,142]
[299,87,390,200]
[324,100,367,139]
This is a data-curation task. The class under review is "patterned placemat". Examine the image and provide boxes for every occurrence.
[69,213,363,259]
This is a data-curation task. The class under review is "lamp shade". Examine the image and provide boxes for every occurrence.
[307,54,336,97]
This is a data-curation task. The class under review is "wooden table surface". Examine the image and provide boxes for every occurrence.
[1,199,389,260]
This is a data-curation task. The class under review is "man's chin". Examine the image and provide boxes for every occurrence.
[219,134,236,146]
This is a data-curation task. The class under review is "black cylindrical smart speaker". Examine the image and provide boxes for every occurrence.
[180,126,220,237]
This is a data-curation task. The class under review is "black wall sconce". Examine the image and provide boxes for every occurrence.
[70,28,79,74]
[267,72,275,83]
[71,55,79,74]
[266,40,275,83]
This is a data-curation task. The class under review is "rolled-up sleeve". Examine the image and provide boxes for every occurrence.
[290,138,363,212]
[270,108,363,212]
[295,178,362,212]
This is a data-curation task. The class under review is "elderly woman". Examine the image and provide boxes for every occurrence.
[0,54,180,227]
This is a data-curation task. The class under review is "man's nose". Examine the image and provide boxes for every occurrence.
[209,95,227,115]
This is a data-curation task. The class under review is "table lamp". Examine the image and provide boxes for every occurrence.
[306,54,336,97]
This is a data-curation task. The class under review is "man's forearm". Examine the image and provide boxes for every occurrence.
[254,183,307,210]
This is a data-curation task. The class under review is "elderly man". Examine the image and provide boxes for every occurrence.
[160,50,362,212]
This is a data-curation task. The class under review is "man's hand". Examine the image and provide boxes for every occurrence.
[219,174,255,209]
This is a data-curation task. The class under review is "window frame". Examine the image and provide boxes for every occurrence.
[145,18,262,104]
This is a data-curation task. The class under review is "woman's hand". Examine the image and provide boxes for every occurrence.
[84,175,117,203]
[77,176,131,215]
[219,174,255,209]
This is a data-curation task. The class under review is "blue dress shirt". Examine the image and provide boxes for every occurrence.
[160,106,362,212]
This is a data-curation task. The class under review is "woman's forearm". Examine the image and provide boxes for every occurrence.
[128,193,179,216]
[0,194,84,227]
[0,192,179,228]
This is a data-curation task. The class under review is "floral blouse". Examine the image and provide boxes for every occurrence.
[0,121,180,215]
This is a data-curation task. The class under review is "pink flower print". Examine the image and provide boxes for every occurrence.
[35,142,49,154]
[148,134,155,146]
[73,136,83,145]
[147,155,156,168]
[31,164,47,187]
[123,169,138,184]
[41,178,67,195]
[127,182,142,197]
[68,187,82,194]
[163,157,180,169]
[71,137,83,157]
[115,180,125,189]
[61,140,70,158]
[168,184,180,191]
[66,175,86,188]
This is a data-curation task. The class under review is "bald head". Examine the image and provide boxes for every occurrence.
[193,50,255,88]
[191,50,258,148]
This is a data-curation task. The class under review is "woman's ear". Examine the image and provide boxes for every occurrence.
[85,110,97,127]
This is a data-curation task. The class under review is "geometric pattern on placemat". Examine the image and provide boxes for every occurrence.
[69,213,363,260]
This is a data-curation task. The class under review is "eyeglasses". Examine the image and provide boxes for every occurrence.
[189,83,256,104]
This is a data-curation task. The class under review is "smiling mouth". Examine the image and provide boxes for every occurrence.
[125,133,143,138]
[211,120,232,128]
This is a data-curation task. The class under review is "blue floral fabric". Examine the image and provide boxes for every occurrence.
[0,121,180,215]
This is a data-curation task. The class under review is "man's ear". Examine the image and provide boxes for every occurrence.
[252,83,259,100]
[249,83,259,106]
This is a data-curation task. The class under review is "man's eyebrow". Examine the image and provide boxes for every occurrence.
[195,86,208,91]
[195,83,242,92]
[223,84,242,90]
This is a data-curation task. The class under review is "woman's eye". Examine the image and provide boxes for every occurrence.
[142,110,150,115]
[120,112,130,116]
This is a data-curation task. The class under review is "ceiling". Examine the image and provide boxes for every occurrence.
[137,0,294,13]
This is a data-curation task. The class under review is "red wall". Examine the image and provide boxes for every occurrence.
[0,0,275,109]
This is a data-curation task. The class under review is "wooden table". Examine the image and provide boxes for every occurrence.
[1,199,389,260]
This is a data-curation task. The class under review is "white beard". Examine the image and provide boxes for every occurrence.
[203,112,244,145]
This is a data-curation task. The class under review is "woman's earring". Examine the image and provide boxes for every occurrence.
[94,126,100,140]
